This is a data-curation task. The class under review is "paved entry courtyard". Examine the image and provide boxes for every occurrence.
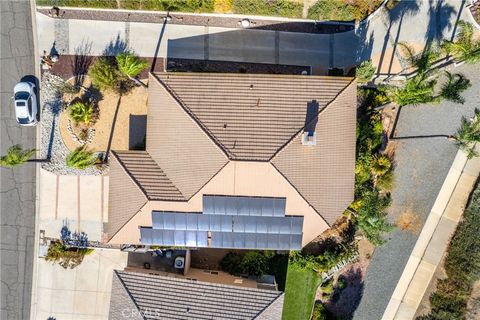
[31,169,128,319]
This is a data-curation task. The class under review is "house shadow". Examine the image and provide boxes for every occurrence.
[161,21,362,75]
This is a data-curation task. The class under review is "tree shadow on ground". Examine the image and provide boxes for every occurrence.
[103,33,129,56]
[71,40,93,87]
[326,267,364,319]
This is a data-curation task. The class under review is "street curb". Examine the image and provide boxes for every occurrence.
[29,0,42,318]
[382,149,480,320]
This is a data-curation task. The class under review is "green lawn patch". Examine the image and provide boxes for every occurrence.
[308,0,383,22]
[282,263,321,320]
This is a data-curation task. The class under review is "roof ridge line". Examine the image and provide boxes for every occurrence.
[149,72,234,159]
[269,78,357,162]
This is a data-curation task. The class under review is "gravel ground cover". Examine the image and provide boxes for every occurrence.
[36,7,354,34]
[40,72,103,175]
[50,55,310,79]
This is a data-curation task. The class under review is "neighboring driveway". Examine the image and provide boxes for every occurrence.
[34,249,128,320]
[0,1,37,319]
[353,63,480,320]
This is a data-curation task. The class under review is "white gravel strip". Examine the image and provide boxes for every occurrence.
[40,72,104,175]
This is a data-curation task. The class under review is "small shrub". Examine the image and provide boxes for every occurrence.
[356,60,376,83]
[220,252,243,275]
[376,169,395,193]
[371,155,391,176]
[241,251,269,276]
[88,58,119,91]
[337,276,347,290]
[69,101,93,125]
[0,145,36,168]
[116,52,148,79]
[45,241,94,269]
[312,301,328,320]
[214,0,233,12]
[356,190,393,245]
[66,146,97,169]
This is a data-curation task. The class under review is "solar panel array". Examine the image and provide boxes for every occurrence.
[203,195,286,217]
[142,211,303,250]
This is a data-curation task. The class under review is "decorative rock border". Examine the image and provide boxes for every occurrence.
[40,72,105,175]
[66,118,96,146]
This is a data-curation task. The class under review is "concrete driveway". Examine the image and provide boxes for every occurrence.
[33,249,127,320]
[38,169,108,241]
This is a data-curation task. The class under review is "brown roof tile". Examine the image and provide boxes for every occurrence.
[272,81,357,225]
[155,72,353,161]
[113,150,185,201]
[105,152,148,240]
[147,74,229,199]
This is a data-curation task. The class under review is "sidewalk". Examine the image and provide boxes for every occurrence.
[383,148,480,319]
[35,10,358,71]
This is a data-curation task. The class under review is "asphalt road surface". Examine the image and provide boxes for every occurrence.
[1,1,37,319]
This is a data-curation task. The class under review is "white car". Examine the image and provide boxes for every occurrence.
[13,81,38,126]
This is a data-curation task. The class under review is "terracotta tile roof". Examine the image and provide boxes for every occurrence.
[112,150,185,201]
[147,74,229,199]
[109,271,284,320]
[272,81,357,225]
[154,72,353,161]
[105,153,148,240]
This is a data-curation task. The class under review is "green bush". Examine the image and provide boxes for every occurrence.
[69,101,93,125]
[312,301,328,320]
[45,241,94,269]
[376,169,395,193]
[116,52,148,79]
[356,60,376,83]
[120,0,214,12]
[371,155,391,176]
[241,251,269,276]
[290,243,358,273]
[220,252,244,275]
[356,190,393,245]
[232,0,303,18]
[308,0,383,21]
[66,146,97,169]
[88,58,119,91]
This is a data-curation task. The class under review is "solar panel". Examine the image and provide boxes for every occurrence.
[202,195,288,217]
[143,211,304,250]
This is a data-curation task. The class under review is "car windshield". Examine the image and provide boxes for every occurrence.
[15,91,29,100]
[17,117,30,125]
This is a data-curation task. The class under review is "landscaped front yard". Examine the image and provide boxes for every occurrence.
[282,264,320,320]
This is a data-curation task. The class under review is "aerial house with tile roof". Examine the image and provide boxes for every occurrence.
[105,72,357,250]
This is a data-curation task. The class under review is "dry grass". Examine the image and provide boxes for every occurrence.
[214,0,233,13]
[396,208,422,234]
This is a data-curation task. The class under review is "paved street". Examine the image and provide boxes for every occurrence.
[0,1,37,319]
[353,63,480,320]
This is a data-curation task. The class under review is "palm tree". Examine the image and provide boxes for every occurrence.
[116,52,148,86]
[66,146,97,169]
[389,73,439,106]
[371,154,392,176]
[450,109,480,159]
[355,190,394,245]
[398,42,440,73]
[442,21,480,64]
[0,145,36,168]
[439,71,471,104]
[69,101,93,125]
[88,58,118,91]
